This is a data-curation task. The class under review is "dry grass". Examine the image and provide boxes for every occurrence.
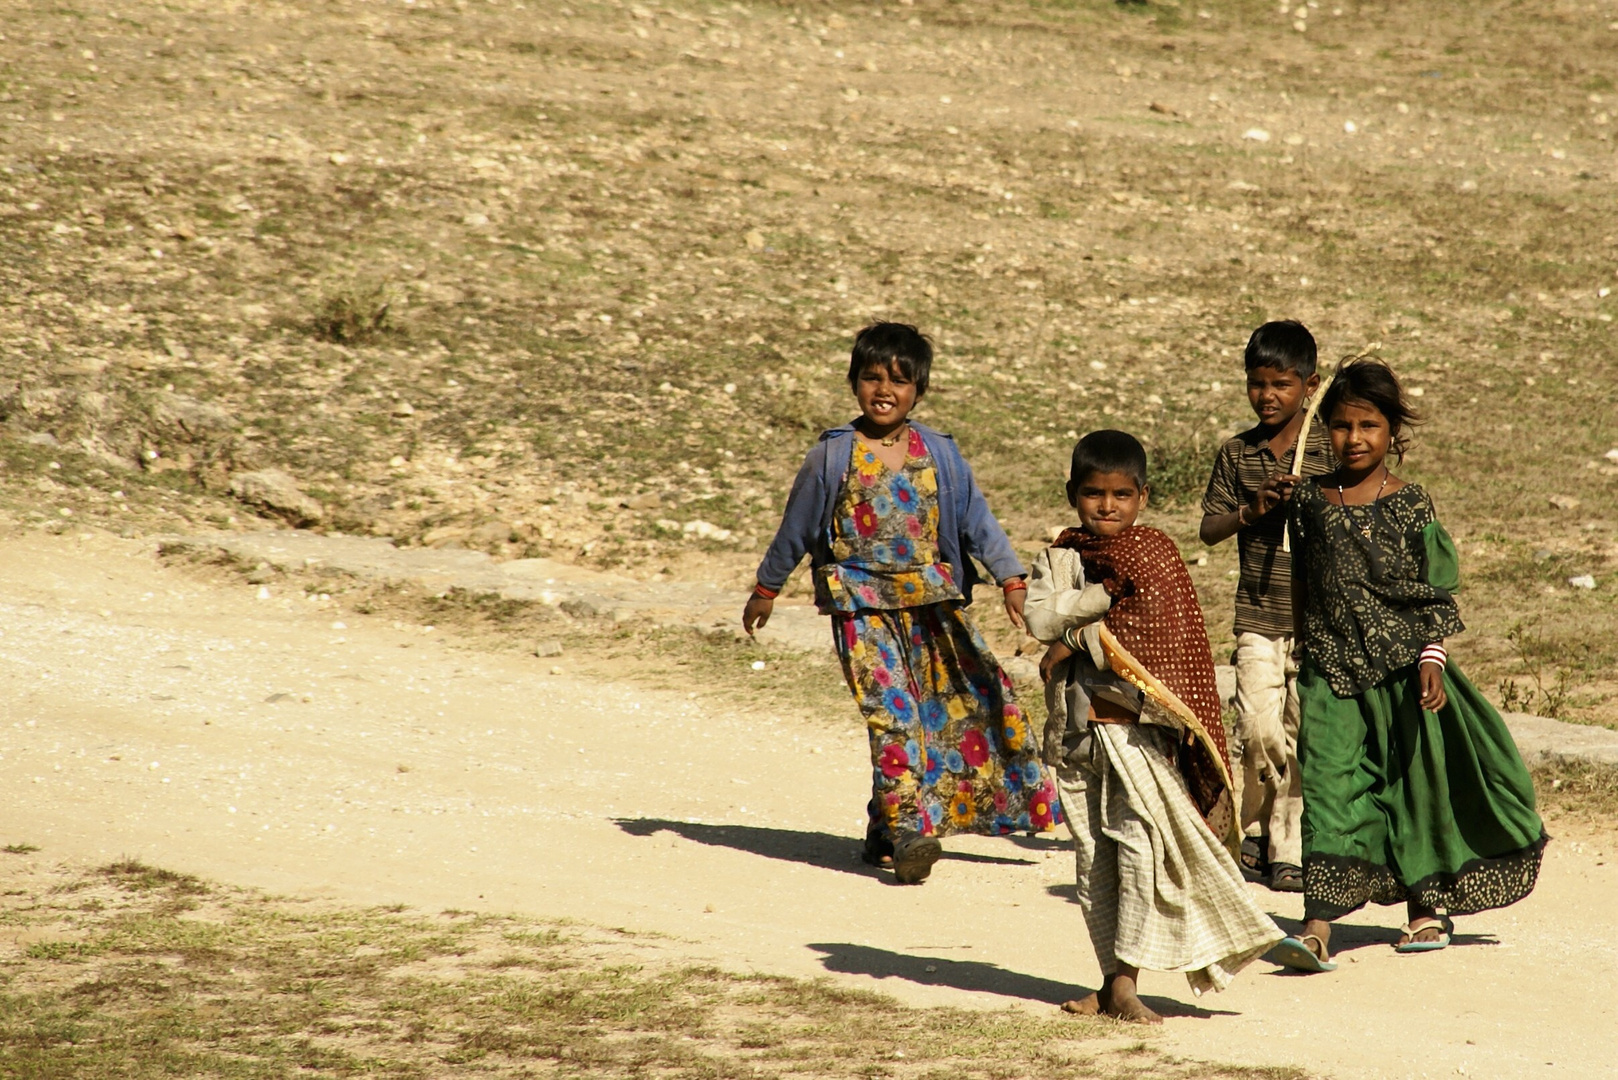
[0,859,1308,1079]
[0,0,1613,721]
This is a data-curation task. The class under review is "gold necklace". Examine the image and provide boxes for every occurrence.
[877,424,908,447]
[1337,465,1389,539]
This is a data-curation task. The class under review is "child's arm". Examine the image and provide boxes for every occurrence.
[1024,547,1111,682]
[952,450,1029,629]
[743,445,828,636]
[1197,440,1299,545]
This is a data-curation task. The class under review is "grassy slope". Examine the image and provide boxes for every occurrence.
[0,0,1615,716]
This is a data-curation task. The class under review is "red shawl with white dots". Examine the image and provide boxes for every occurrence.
[1054,525,1234,841]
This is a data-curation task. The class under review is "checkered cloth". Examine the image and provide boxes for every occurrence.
[1057,722,1283,996]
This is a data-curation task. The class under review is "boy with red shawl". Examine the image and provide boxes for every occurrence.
[1025,430,1283,1024]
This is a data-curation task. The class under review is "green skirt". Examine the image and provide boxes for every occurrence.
[1297,661,1546,922]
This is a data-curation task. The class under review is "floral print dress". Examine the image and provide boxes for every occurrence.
[819,430,1061,840]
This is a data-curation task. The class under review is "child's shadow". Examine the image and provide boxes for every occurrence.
[1264,914,1498,971]
[613,819,1036,877]
[806,942,1234,1018]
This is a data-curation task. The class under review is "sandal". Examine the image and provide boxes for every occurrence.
[1394,917,1451,954]
[1269,863,1304,893]
[892,833,942,885]
[1268,934,1337,972]
[1240,836,1271,884]
[861,825,894,869]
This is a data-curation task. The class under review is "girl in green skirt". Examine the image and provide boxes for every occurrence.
[1272,357,1546,972]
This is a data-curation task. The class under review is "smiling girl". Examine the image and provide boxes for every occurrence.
[1273,358,1546,972]
[743,322,1060,884]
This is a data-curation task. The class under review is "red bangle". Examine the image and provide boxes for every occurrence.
[1001,579,1027,594]
[752,584,779,600]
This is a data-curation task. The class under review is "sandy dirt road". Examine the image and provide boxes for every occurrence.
[1,532,1613,1079]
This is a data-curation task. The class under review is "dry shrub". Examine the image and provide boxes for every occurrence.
[312,281,395,343]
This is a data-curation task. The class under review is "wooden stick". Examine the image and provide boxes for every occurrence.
[1279,345,1376,552]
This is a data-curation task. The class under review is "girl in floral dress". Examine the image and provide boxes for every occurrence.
[744,323,1060,884]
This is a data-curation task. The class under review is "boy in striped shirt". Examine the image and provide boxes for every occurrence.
[1198,321,1332,893]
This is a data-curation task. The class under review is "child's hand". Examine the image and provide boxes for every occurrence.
[1003,587,1027,632]
[1039,640,1074,683]
[1418,663,1447,712]
[1254,473,1303,517]
[742,594,774,637]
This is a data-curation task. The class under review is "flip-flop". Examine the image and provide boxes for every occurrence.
[1268,935,1338,972]
[1394,919,1451,953]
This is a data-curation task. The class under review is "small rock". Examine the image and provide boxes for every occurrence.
[751,660,767,671]
[462,212,490,227]
[469,520,514,545]
[560,598,601,620]
[229,469,324,526]
[1568,574,1597,590]
[550,665,564,676]
[391,401,416,418]
[1242,128,1271,142]
[683,520,733,542]
[246,564,275,584]
[1549,495,1581,512]
[623,492,661,510]
[535,640,564,658]
[1605,448,1618,463]
[744,229,765,250]
[1532,549,1555,563]
[23,431,59,447]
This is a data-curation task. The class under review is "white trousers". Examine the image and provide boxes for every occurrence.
[1233,632,1302,868]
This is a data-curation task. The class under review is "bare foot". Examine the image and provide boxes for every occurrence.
[1061,993,1102,1016]
[1100,973,1163,1025]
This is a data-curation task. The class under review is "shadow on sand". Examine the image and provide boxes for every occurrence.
[806,943,1235,1017]
[613,819,1037,877]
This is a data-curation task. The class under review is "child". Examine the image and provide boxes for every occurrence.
[743,322,1061,885]
[1199,320,1334,893]
[1027,430,1283,1024]
[1274,358,1546,972]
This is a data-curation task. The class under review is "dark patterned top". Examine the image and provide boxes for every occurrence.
[1288,480,1465,697]
[1201,420,1334,637]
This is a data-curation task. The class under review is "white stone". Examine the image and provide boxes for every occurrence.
[1242,128,1271,142]
[1568,575,1597,590]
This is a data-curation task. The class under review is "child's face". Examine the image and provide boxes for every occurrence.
[1246,365,1319,429]
[1327,399,1393,476]
[853,361,919,429]
[1069,470,1148,537]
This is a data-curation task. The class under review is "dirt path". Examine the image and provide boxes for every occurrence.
[1,532,1613,1079]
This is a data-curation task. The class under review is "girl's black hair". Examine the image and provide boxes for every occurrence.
[1320,356,1422,461]
[1067,429,1148,492]
[848,322,932,396]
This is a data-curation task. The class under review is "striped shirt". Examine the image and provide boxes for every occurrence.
[1201,421,1334,638]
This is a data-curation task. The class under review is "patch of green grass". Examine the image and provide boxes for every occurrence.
[0,863,1306,1080]
[3,843,41,855]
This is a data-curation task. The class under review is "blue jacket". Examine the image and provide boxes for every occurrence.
[756,420,1026,605]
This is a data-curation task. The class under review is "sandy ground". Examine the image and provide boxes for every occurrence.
[1,531,1613,1079]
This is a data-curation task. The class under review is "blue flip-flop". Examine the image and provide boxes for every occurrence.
[1394,919,1451,953]
[1268,935,1338,972]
